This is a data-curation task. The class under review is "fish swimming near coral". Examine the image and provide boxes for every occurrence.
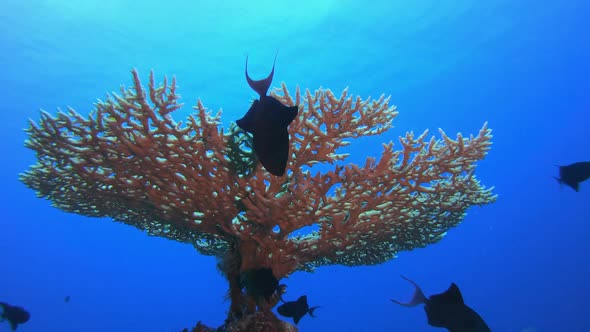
[277,295,319,324]
[236,53,299,176]
[268,284,288,308]
[240,267,279,301]
[0,302,30,331]
[391,275,490,332]
[555,161,590,192]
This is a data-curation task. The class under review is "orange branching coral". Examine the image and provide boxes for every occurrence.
[20,70,496,284]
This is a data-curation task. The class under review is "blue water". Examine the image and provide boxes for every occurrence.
[1,1,589,331]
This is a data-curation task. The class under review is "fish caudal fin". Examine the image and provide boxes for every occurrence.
[245,51,279,97]
[390,275,428,307]
[308,306,320,318]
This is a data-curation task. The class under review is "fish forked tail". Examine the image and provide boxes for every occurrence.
[553,165,563,188]
[245,50,279,97]
[308,306,320,318]
[390,275,428,307]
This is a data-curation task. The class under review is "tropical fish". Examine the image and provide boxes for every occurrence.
[391,275,491,332]
[277,295,319,324]
[240,267,279,300]
[0,302,30,331]
[268,284,288,308]
[555,161,590,192]
[236,53,299,176]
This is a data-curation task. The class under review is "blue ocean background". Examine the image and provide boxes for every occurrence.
[1,1,589,331]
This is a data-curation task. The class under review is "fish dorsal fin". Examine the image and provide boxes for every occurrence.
[443,283,464,305]
[245,51,278,97]
[297,295,308,306]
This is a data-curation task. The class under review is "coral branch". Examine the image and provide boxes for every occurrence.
[20,70,496,282]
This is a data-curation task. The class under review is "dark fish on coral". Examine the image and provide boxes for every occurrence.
[277,295,319,325]
[555,161,590,192]
[268,284,288,308]
[236,53,299,176]
[0,302,30,331]
[391,275,490,332]
[240,268,279,300]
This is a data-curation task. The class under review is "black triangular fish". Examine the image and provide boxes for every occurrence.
[391,275,490,332]
[277,295,319,325]
[555,161,590,192]
[236,52,299,176]
[0,302,30,331]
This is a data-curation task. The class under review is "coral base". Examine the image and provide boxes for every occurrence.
[183,312,298,332]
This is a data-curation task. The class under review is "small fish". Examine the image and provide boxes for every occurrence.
[240,267,279,300]
[236,52,299,176]
[268,284,288,308]
[277,295,319,325]
[391,275,490,332]
[0,302,30,331]
[64,295,71,303]
[555,161,590,192]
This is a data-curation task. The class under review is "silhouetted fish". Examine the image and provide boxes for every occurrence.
[64,295,71,303]
[555,161,590,192]
[240,267,279,301]
[391,275,490,332]
[0,302,30,331]
[269,284,288,307]
[236,53,299,176]
[277,295,319,325]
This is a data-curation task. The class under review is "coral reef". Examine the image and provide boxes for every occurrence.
[20,70,496,326]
